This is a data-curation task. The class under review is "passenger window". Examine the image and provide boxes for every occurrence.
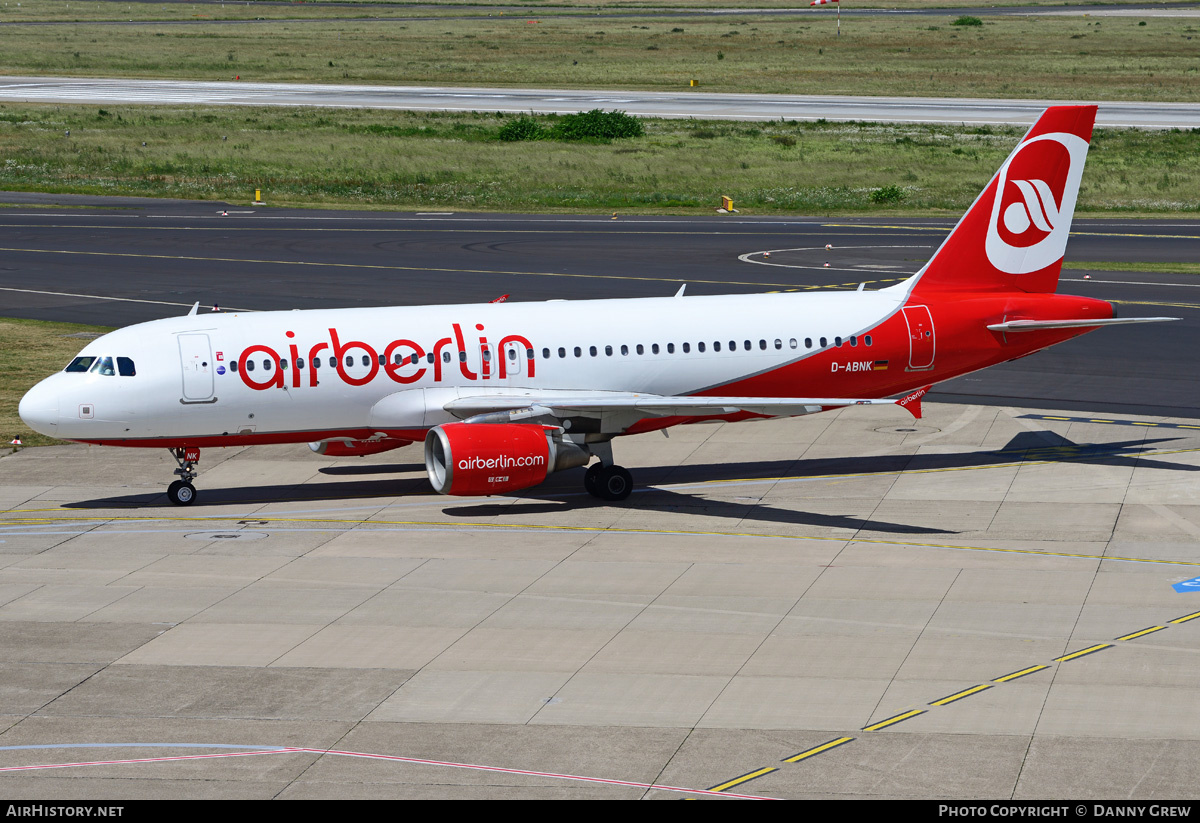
[850,336,857,347]
[820,337,827,348]
[345,356,354,367]
[362,355,370,367]
[279,359,288,370]
[443,352,451,363]
[759,340,767,350]
[697,342,705,353]
[459,351,467,362]
[652,344,660,354]
[411,354,419,365]
[297,358,305,369]
[729,341,736,351]
[683,342,691,353]
[329,356,336,368]
[526,348,534,360]
[229,360,238,373]
[636,344,644,355]
[805,338,812,349]
[621,345,629,356]
[262,359,272,371]
[482,350,492,362]
[117,357,136,376]
[835,337,842,347]
[394,354,404,365]
[667,343,675,354]
[65,356,96,373]
[589,346,597,357]
[774,339,782,350]
[605,345,613,356]
[714,341,721,352]
[744,340,751,351]
[312,358,320,369]
[542,348,550,359]
[574,347,582,358]
[559,347,566,358]
[789,339,798,349]
[246,360,255,372]
[865,335,873,346]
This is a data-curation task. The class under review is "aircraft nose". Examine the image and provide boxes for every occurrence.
[18,380,59,437]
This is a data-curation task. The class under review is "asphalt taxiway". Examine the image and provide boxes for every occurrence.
[0,196,1197,417]
[3,403,1200,798]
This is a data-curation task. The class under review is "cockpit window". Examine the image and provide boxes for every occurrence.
[117,357,136,377]
[65,356,96,373]
[89,356,116,376]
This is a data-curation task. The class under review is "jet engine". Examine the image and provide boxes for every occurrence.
[308,438,411,457]
[424,423,590,496]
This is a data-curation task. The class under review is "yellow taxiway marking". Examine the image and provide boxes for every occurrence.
[781,737,855,763]
[1053,643,1113,662]
[993,664,1050,683]
[5,513,1200,569]
[0,246,811,290]
[862,709,926,732]
[1169,611,1200,625]
[1115,626,1167,641]
[929,684,993,707]
[708,767,779,793]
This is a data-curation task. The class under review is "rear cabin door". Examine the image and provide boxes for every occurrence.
[902,305,936,371]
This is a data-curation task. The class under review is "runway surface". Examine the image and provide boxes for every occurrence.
[3,404,1200,799]
[1,77,1197,128]
[0,193,1197,418]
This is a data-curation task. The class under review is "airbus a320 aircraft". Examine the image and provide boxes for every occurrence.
[19,105,1175,505]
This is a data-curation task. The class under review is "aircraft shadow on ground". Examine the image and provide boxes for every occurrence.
[64,433,1195,534]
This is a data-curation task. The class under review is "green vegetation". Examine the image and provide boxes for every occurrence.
[0,104,1196,215]
[0,14,1195,100]
[0,317,112,448]
[952,16,985,27]
[498,109,645,142]
[1062,262,1200,276]
[0,0,1154,22]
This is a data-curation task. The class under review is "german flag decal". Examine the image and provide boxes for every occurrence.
[873,360,889,371]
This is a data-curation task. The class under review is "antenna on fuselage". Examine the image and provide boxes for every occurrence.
[674,284,686,297]
[187,302,199,316]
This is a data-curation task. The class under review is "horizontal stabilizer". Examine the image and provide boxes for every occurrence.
[987,317,1179,332]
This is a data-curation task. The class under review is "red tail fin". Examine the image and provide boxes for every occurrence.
[910,106,1097,297]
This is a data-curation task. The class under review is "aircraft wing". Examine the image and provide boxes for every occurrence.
[445,392,902,421]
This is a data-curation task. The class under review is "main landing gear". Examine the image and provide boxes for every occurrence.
[167,446,200,506]
[583,462,633,502]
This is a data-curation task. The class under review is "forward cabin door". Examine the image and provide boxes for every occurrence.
[178,333,215,401]
[902,305,936,371]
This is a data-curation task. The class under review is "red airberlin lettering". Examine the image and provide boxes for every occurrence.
[238,324,534,391]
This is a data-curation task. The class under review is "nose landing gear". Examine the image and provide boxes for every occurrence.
[167,446,200,506]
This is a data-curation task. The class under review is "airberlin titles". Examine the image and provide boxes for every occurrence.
[235,323,535,391]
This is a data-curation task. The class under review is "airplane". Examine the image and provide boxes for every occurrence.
[18,105,1176,506]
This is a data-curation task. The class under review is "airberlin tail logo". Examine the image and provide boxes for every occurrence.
[984,132,1089,275]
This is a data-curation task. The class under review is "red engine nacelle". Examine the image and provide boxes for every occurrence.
[424,423,589,496]
[309,438,411,457]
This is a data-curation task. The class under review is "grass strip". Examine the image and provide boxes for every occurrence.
[1062,262,1200,275]
[0,104,1197,214]
[0,14,1198,100]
